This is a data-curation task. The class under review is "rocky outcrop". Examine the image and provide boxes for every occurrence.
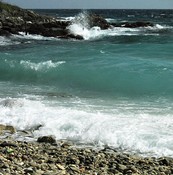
[0,2,83,39]
[0,2,154,40]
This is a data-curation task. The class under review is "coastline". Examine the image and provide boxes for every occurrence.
[0,1,153,40]
[0,136,173,175]
[1,3,173,175]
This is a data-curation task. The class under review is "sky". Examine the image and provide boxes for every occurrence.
[3,0,173,9]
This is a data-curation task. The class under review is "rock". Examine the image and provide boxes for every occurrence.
[57,164,65,170]
[111,21,154,28]
[89,14,110,29]
[0,141,17,147]
[24,167,34,174]
[158,157,170,166]
[117,164,127,172]
[0,1,155,40]
[37,136,56,144]
[0,124,16,135]
[0,29,11,36]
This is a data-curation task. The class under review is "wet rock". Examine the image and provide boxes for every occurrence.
[111,21,154,28]
[0,29,11,36]
[0,1,154,39]
[37,136,56,144]
[89,14,110,29]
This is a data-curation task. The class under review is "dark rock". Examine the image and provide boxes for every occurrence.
[111,21,154,28]
[0,1,154,40]
[0,29,11,36]
[0,141,17,147]
[89,14,110,29]
[37,136,56,144]
[158,157,170,166]
[24,167,34,174]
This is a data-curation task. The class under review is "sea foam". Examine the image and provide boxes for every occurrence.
[1,97,173,157]
[20,60,66,71]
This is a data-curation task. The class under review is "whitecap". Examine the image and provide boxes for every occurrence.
[0,36,20,46]
[20,60,66,71]
[14,32,58,41]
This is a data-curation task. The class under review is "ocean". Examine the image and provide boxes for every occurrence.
[0,9,173,157]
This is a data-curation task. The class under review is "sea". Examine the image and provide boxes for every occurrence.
[0,9,173,157]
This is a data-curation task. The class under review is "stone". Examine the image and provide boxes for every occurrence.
[158,157,170,166]
[24,167,34,173]
[0,141,17,147]
[89,14,110,29]
[56,164,65,170]
[117,164,127,172]
[37,136,56,144]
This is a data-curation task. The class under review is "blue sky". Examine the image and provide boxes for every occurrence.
[4,0,173,9]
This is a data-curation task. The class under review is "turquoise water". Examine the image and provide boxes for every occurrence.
[0,10,173,157]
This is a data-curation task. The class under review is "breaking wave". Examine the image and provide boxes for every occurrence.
[67,12,173,40]
[1,96,173,157]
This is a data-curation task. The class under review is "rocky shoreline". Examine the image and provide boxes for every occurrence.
[0,2,154,40]
[0,124,173,175]
[0,137,173,175]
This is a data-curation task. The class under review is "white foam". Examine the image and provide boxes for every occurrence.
[0,36,20,46]
[58,16,75,22]
[15,32,58,41]
[20,60,65,71]
[1,97,173,157]
[67,23,145,40]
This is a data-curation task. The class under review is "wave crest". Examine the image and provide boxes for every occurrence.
[20,60,66,71]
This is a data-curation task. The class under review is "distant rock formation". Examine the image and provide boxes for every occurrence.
[0,1,154,40]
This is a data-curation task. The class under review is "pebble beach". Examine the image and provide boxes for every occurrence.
[1,137,173,175]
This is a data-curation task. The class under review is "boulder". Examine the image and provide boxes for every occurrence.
[37,136,56,144]
[89,14,110,29]
[0,29,11,36]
